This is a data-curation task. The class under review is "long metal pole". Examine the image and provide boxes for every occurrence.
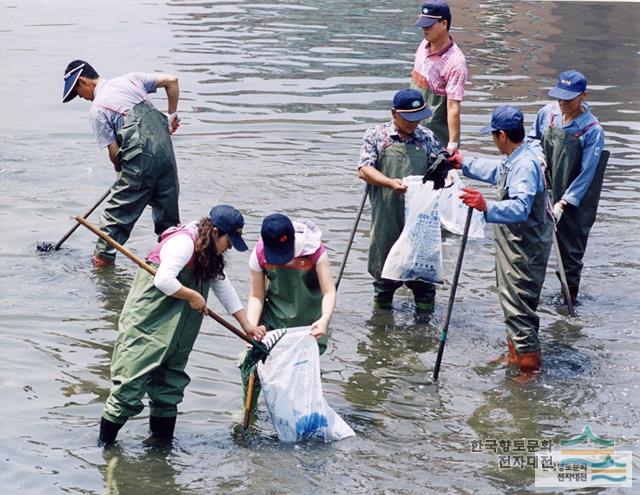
[336,184,369,290]
[433,206,473,381]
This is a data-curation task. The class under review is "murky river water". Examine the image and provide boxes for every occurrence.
[1,1,639,493]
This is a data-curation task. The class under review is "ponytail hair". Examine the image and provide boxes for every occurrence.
[193,218,226,282]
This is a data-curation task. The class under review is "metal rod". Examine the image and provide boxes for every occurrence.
[53,188,111,250]
[433,206,473,381]
[336,184,369,289]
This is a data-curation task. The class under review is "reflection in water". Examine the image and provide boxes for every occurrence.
[1,0,639,493]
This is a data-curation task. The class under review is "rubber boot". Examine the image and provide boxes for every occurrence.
[507,339,518,365]
[149,416,177,441]
[568,285,579,306]
[415,299,435,314]
[92,254,114,268]
[517,351,542,377]
[98,417,123,447]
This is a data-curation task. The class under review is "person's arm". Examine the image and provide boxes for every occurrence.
[561,125,605,207]
[358,165,407,193]
[155,73,179,114]
[461,156,502,185]
[154,234,208,313]
[247,268,266,327]
[446,99,461,150]
[107,141,121,171]
[309,256,337,339]
[211,276,266,341]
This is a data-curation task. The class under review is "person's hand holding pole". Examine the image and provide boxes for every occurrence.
[459,186,487,212]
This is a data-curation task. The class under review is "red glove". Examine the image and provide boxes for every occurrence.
[447,148,464,169]
[459,186,487,212]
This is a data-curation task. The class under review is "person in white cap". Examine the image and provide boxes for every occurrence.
[62,59,182,267]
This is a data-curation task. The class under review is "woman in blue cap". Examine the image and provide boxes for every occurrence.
[529,70,606,305]
[240,213,336,415]
[98,205,266,446]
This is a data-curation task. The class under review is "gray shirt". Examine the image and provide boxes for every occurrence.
[89,72,159,148]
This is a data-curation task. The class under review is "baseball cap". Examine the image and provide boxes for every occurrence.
[63,59,98,103]
[393,88,432,122]
[261,213,295,265]
[548,70,588,100]
[479,105,524,135]
[415,1,451,28]
[209,204,248,252]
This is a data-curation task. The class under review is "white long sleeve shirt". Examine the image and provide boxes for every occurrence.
[153,223,243,315]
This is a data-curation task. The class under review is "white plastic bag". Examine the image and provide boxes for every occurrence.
[381,175,443,283]
[257,326,355,443]
[439,171,485,238]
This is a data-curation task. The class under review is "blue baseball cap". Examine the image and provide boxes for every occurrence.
[479,105,524,135]
[393,88,432,122]
[209,204,248,252]
[415,1,451,28]
[548,70,588,100]
[261,213,295,265]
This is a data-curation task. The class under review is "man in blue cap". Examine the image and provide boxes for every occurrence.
[411,0,467,152]
[62,59,182,266]
[358,88,444,312]
[529,70,606,304]
[452,105,552,378]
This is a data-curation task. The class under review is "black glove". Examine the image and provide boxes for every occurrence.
[422,150,455,189]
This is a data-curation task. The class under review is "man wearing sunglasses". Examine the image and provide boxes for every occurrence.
[62,60,182,267]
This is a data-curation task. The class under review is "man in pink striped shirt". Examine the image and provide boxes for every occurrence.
[411,0,468,152]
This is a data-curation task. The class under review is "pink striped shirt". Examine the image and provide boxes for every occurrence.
[412,37,467,101]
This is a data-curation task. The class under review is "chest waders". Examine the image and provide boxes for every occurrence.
[241,257,325,416]
[95,101,181,261]
[102,265,208,425]
[494,161,552,355]
[368,141,436,306]
[542,121,608,293]
[410,81,449,146]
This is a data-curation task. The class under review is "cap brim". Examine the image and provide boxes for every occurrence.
[63,71,81,103]
[264,244,294,265]
[397,107,433,122]
[548,87,581,100]
[479,124,496,135]
[228,232,248,252]
[415,17,440,28]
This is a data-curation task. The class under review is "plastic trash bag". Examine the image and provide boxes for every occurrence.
[257,326,355,443]
[381,175,443,284]
[439,171,485,238]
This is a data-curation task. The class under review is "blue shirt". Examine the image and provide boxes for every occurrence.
[528,101,605,207]
[462,141,546,224]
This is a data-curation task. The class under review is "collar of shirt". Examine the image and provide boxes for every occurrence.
[552,101,595,130]
[387,120,419,144]
[94,78,107,99]
[500,141,530,175]
[426,36,455,57]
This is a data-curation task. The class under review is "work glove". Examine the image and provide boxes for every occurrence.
[553,201,565,221]
[459,186,487,212]
[447,148,463,169]
[422,150,457,189]
[168,112,181,135]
